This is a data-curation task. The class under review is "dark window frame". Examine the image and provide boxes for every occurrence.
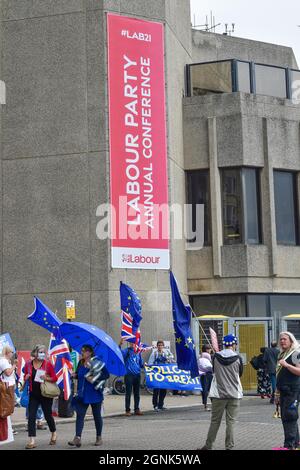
[273,169,300,246]
[221,166,262,246]
[185,60,295,99]
[186,169,212,247]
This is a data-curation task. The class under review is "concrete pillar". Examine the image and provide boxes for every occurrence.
[263,118,278,277]
[208,117,222,278]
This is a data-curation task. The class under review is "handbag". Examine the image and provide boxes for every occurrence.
[0,373,15,419]
[40,380,60,399]
[20,381,29,408]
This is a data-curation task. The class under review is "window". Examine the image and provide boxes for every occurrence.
[255,64,287,99]
[274,171,299,245]
[189,61,232,96]
[186,170,211,246]
[192,294,247,317]
[247,295,268,317]
[222,168,261,245]
[237,61,251,93]
[242,169,262,244]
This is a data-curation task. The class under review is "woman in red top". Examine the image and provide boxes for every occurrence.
[23,344,58,449]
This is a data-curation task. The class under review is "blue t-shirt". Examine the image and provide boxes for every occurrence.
[121,348,143,376]
[77,363,110,404]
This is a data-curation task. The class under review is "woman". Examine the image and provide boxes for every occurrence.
[198,345,213,411]
[148,340,174,411]
[23,344,58,449]
[0,346,17,446]
[68,345,109,448]
[275,332,300,450]
[257,347,272,399]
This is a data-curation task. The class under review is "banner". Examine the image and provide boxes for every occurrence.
[107,14,169,270]
[145,364,203,391]
[209,327,220,352]
[0,333,15,355]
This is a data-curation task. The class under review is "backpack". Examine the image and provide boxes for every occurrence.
[250,355,260,370]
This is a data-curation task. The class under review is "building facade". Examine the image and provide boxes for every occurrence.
[0,1,300,383]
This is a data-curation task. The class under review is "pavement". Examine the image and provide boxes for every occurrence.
[11,392,202,429]
[5,394,289,450]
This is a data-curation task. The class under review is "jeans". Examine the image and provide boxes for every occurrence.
[270,373,277,396]
[152,389,167,409]
[280,389,300,449]
[28,394,56,437]
[75,401,103,438]
[205,398,240,450]
[125,374,141,412]
[200,373,213,407]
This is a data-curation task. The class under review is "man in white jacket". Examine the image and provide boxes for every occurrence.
[200,334,243,450]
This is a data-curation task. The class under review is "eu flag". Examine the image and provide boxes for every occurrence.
[120,282,142,338]
[28,297,62,339]
[170,272,199,378]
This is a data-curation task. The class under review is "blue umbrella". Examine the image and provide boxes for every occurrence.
[59,322,125,376]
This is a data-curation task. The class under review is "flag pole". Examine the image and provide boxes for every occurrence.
[190,308,214,351]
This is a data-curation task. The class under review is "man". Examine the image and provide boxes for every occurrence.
[263,341,280,404]
[200,334,243,451]
[119,339,143,416]
[148,340,174,411]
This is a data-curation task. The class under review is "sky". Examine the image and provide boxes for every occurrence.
[190,0,300,65]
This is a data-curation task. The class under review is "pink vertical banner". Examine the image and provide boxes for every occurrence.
[107,14,169,270]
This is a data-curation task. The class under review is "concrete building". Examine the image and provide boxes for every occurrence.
[0,1,300,388]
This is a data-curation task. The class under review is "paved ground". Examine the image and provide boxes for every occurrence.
[4,396,286,450]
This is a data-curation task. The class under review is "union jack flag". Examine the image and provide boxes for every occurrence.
[48,335,73,400]
[120,282,151,353]
[121,310,150,353]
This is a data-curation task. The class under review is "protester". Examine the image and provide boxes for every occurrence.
[68,345,109,448]
[198,345,213,411]
[148,340,174,411]
[21,354,47,431]
[257,347,272,399]
[0,346,17,445]
[200,334,243,450]
[23,344,58,449]
[275,332,300,450]
[263,341,280,404]
[119,338,144,416]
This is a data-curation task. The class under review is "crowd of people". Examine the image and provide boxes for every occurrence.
[0,332,300,450]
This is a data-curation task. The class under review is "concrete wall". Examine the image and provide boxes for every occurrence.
[192,30,298,68]
[0,0,192,349]
[184,91,300,296]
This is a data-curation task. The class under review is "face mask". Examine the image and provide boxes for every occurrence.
[37,352,46,361]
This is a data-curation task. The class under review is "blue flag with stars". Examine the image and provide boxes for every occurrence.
[120,282,142,338]
[170,272,199,378]
[28,297,62,339]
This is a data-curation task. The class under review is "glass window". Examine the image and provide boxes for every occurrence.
[186,170,211,246]
[270,295,300,317]
[255,64,287,98]
[247,295,268,317]
[192,294,247,317]
[190,61,232,96]
[274,171,299,245]
[237,61,251,93]
[242,169,261,244]
[222,168,261,245]
[222,169,243,245]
